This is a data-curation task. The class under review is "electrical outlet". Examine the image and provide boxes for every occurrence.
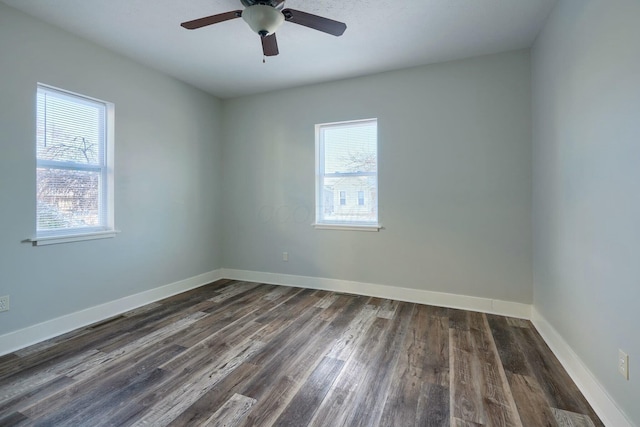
[0,295,9,312]
[282,252,288,262]
[618,349,629,380]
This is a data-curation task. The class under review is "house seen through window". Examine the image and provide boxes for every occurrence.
[35,84,115,243]
[315,118,378,228]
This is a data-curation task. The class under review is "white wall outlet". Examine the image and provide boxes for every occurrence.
[0,295,9,312]
[282,252,288,262]
[618,349,629,380]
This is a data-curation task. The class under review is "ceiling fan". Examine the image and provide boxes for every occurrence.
[180,0,347,57]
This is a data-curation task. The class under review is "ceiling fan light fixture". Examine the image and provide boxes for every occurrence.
[242,4,284,36]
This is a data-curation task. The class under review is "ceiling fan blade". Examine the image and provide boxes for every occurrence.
[181,10,242,30]
[282,9,346,36]
[261,33,279,56]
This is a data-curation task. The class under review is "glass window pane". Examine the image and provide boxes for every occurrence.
[37,168,101,230]
[320,176,378,223]
[323,121,377,174]
[37,89,104,165]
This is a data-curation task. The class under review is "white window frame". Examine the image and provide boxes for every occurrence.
[314,118,381,231]
[30,84,117,246]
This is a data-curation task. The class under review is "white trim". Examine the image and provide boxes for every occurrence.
[315,118,379,228]
[531,307,635,427]
[312,223,382,232]
[219,268,531,319]
[28,229,120,246]
[0,269,224,356]
[35,83,116,246]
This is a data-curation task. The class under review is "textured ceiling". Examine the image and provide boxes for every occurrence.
[1,0,557,98]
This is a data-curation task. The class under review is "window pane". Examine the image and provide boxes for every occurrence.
[323,122,377,174]
[321,176,377,223]
[37,88,104,165]
[316,119,378,226]
[37,168,101,230]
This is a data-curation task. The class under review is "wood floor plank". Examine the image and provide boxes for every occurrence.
[471,313,523,427]
[449,308,470,330]
[507,372,559,427]
[314,293,339,309]
[0,375,75,419]
[0,354,19,370]
[67,311,207,381]
[207,281,262,303]
[324,300,378,361]
[0,411,29,426]
[551,407,597,427]
[26,344,187,426]
[451,416,483,426]
[174,284,278,348]
[166,362,260,427]
[312,302,414,427]
[159,286,302,373]
[0,281,604,427]
[272,356,344,426]
[516,327,604,426]
[237,294,365,426]
[239,375,297,427]
[121,302,162,318]
[309,317,395,426]
[200,393,257,427]
[0,349,98,407]
[420,306,450,387]
[417,382,450,426]
[262,285,294,301]
[485,314,530,375]
[379,304,449,426]
[131,338,265,426]
[251,289,321,341]
[450,327,485,425]
[505,317,531,328]
[376,298,399,319]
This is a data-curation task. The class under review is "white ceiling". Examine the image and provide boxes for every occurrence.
[2,0,557,99]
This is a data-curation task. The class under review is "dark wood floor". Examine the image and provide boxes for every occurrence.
[0,280,602,426]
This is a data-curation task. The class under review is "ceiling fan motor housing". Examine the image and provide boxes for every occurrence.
[242,4,284,36]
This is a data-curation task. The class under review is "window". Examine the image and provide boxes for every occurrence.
[33,84,115,245]
[315,118,379,230]
[339,191,347,205]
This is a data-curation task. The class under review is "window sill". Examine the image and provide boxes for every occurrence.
[28,230,120,246]
[312,223,382,232]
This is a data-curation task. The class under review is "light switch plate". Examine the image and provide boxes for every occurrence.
[0,295,9,312]
[619,349,629,380]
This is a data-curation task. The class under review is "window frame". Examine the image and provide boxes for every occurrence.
[314,118,381,231]
[30,83,116,246]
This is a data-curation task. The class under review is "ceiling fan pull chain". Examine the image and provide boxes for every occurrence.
[263,55,266,63]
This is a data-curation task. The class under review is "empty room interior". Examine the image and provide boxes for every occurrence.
[0,0,638,425]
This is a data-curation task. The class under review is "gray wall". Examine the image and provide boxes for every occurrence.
[222,50,533,303]
[532,0,640,423]
[0,3,223,335]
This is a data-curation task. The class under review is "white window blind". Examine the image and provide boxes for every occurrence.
[35,84,115,242]
[315,118,379,228]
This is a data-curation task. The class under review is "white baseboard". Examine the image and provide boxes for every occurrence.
[220,268,532,319]
[531,307,634,427]
[0,269,224,356]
